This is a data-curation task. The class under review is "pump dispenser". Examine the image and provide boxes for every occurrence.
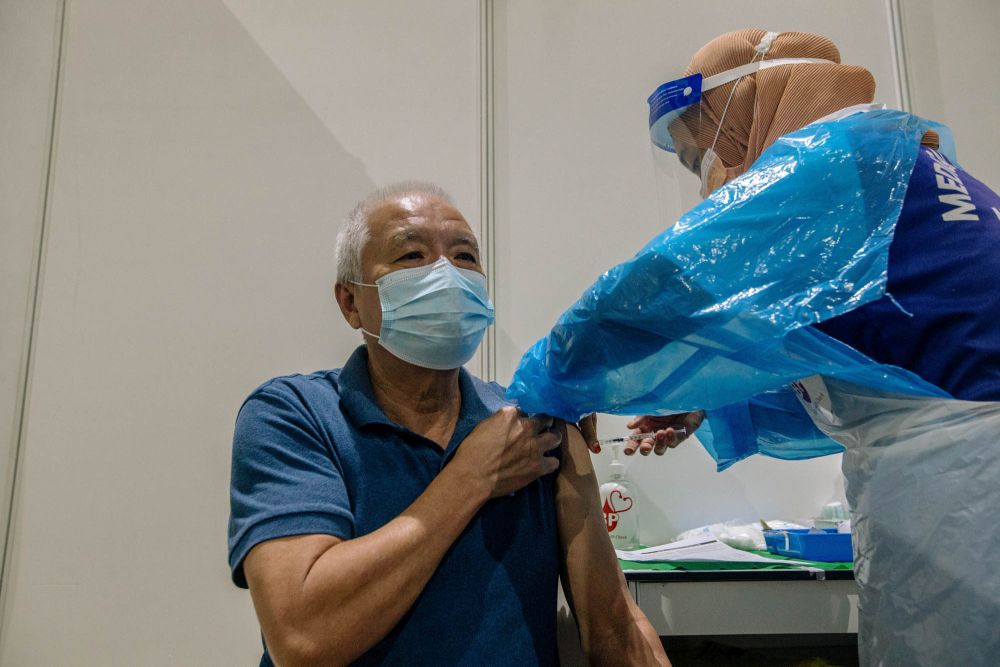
[599,444,639,549]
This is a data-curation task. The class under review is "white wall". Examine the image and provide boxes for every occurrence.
[0,0,63,587]
[0,1,480,664]
[1,1,997,664]
[899,0,1000,187]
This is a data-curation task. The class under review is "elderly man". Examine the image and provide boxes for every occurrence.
[228,182,668,666]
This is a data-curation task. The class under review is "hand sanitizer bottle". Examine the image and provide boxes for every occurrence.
[599,444,639,549]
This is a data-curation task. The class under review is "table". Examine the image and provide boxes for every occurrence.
[625,567,859,637]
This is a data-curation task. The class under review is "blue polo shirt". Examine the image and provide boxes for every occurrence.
[815,146,1000,401]
[228,346,560,666]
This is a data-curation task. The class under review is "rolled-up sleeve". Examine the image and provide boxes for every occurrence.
[228,386,353,588]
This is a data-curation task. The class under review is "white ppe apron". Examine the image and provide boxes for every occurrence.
[794,374,1000,666]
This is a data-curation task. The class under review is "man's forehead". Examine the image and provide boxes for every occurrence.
[366,196,476,245]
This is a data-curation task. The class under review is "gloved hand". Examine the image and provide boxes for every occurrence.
[579,411,704,455]
[624,411,704,456]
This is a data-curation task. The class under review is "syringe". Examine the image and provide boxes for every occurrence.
[597,427,687,447]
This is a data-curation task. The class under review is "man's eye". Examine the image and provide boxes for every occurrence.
[397,251,424,261]
[455,252,478,263]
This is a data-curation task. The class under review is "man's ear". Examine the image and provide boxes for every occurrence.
[334,282,363,330]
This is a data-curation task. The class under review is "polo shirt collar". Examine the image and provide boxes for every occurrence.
[337,346,509,438]
[337,346,395,428]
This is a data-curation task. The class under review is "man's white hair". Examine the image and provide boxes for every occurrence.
[335,180,455,285]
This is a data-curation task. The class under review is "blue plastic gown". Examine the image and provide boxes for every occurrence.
[506,110,955,470]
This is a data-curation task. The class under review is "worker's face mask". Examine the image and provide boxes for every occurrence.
[648,32,834,200]
[352,256,495,370]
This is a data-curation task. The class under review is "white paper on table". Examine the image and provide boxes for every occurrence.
[616,536,807,565]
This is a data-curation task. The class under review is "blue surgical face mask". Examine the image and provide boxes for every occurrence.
[352,256,495,370]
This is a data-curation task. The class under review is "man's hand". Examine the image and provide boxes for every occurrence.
[452,406,562,499]
[624,411,705,456]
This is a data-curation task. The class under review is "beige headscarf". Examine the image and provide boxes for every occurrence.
[681,30,877,179]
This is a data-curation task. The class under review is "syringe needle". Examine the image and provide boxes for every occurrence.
[597,427,687,447]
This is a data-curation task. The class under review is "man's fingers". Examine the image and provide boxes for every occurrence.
[538,428,562,477]
[529,414,554,434]
[625,416,643,430]
[537,429,562,454]
[541,455,560,476]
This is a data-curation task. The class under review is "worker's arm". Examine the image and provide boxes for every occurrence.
[243,407,561,667]
[555,423,671,666]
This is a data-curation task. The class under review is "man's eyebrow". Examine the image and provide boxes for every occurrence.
[451,234,480,251]
[386,230,479,251]
[388,230,422,246]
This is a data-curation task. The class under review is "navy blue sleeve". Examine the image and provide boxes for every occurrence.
[228,385,354,588]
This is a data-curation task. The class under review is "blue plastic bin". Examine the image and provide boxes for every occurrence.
[763,528,853,562]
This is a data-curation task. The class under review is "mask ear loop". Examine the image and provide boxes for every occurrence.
[348,280,382,340]
[707,78,742,158]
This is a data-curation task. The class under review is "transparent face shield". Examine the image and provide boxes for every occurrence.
[647,52,834,216]
[648,73,712,219]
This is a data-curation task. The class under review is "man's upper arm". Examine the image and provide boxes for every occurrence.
[243,534,342,655]
[554,423,615,548]
[555,426,670,665]
[228,385,354,587]
[554,424,631,606]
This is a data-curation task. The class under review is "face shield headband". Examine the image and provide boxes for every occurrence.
[647,55,835,171]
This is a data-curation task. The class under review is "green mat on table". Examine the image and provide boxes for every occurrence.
[618,549,852,572]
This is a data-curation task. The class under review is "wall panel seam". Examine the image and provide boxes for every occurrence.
[0,0,68,636]
[479,0,497,382]
[887,0,912,112]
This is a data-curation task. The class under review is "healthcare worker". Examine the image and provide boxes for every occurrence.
[653,28,1000,403]
[594,29,1000,457]
[639,29,1000,666]
[511,29,1000,666]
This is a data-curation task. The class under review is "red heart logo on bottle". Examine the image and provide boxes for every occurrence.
[608,489,633,513]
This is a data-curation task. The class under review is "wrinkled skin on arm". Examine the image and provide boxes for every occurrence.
[555,422,671,666]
